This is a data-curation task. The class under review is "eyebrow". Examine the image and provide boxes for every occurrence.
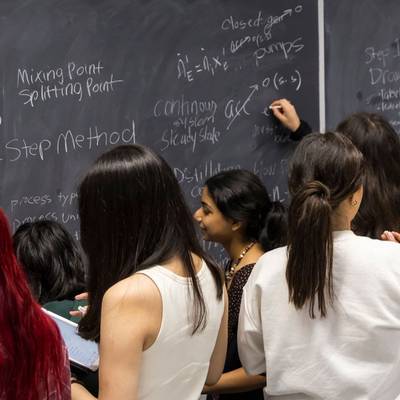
[201,201,212,209]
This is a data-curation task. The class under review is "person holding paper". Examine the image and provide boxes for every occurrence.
[13,220,98,396]
[71,144,227,400]
[0,209,70,400]
[13,220,86,322]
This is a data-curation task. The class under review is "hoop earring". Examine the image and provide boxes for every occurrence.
[351,199,358,206]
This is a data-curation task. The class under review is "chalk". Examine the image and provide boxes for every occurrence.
[269,105,283,109]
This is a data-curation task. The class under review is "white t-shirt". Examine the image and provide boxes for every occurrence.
[137,261,224,400]
[238,231,400,400]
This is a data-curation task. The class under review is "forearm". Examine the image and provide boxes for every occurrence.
[289,119,312,141]
[203,367,265,394]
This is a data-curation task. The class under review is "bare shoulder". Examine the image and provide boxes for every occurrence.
[102,272,161,312]
[101,272,163,349]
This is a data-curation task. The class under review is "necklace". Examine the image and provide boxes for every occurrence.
[225,242,256,283]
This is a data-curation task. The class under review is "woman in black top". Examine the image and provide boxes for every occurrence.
[194,170,287,399]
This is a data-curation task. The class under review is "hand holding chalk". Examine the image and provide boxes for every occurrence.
[269,99,301,132]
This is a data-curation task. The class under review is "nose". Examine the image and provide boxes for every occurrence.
[193,208,202,222]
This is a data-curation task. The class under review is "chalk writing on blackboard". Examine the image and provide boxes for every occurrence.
[17,61,123,107]
[0,120,135,162]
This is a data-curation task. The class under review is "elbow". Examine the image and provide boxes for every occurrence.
[205,377,218,386]
[205,370,222,386]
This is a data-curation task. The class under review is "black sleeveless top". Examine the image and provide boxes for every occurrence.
[208,263,264,400]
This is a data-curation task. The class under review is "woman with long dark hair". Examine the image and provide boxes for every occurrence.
[337,112,400,238]
[0,209,70,400]
[238,132,400,399]
[194,169,287,399]
[71,144,227,400]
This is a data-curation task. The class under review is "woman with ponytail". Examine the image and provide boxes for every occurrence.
[194,169,287,399]
[0,209,70,400]
[238,132,400,400]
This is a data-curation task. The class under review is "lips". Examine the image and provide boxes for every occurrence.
[199,225,207,234]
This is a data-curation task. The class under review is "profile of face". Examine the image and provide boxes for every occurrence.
[194,186,237,244]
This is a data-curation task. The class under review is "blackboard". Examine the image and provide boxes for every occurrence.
[325,0,400,132]
[0,0,320,264]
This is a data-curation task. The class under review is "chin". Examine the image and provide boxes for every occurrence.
[200,231,212,241]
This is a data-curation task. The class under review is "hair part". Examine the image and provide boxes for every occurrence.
[287,132,364,318]
[205,169,287,252]
[78,145,223,341]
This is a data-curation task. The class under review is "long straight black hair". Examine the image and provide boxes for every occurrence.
[337,112,400,238]
[205,169,287,251]
[78,145,223,341]
[287,132,364,318]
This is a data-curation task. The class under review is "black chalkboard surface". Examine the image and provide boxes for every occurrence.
[0,0,319,264]
[325,0,400,132]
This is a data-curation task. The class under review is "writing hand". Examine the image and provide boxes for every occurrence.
[270,98,301,132]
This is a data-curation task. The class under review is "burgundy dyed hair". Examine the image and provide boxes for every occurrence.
[0,209,69,399]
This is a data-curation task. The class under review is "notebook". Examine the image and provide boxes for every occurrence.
[43,308,99,372]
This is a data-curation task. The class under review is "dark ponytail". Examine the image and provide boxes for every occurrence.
[286,181,333,318]
[259,201,287,251]
[287,132,364,318]
[205,169,287,251]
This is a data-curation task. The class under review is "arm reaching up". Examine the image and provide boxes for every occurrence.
[270,98,312,141]
[270,99,300,132]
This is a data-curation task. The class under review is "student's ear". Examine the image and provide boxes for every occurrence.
[231,221,242,232]
[349,186,363,208]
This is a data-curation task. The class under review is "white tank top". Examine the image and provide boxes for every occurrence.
[137,260,224,400]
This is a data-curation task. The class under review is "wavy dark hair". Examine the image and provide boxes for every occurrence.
[0,209,68,399]
[205,169,287,251]
[337,112,400,238]
[78,144,223,341]
[287,132,364,318]
[13,220,86,304]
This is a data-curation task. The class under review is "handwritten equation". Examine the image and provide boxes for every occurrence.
[177,49,229,83]
[225,68,302,130]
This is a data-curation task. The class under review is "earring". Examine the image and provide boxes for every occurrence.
[351,199,358,206]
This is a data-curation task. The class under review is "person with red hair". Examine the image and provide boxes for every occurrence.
[0,209,70,400]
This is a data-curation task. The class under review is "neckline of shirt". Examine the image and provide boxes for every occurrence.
[332,230,355,241]
[151,260,207,284]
